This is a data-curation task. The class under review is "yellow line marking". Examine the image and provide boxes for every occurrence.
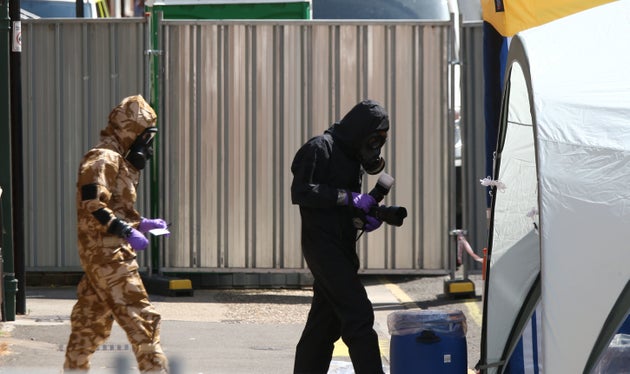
[332,339,349,357]
[463,297,483,327]
[332,338,390,358]
[379,338,390,361]
[384,282,415,304]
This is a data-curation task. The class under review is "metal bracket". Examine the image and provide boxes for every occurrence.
[449,229,468,236]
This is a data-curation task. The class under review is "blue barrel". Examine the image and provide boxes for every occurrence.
[387,309,467,373]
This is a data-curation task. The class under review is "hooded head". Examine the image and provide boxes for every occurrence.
[100,95,158,170]
[327,99,390,174]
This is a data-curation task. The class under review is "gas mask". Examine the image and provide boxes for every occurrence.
[125,127,158,170]
[358,131,387,175]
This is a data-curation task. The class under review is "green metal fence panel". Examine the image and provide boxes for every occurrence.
[148,0,311,20]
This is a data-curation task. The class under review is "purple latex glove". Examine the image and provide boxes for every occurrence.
[351,192,377,213]
[364,215,383,232]
[138,217,168,233]
[127,228,149,250]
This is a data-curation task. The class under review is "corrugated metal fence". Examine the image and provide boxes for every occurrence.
[21,19,148,271]
[20,17,461,279]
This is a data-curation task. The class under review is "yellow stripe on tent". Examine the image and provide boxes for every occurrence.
[481,0,615,36]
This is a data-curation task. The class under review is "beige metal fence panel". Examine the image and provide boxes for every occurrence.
[19,18,454,275]
[160,20,454,273]
[20,19,147,271]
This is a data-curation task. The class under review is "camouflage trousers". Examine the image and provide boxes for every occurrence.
[64,258,169,373]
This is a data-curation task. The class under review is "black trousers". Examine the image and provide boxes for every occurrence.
[294,243,384,374]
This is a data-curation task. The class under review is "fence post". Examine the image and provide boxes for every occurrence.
[0,0,16,322]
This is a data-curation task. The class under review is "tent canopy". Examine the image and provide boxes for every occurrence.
[481,0,615,36]
[482,1,630,373]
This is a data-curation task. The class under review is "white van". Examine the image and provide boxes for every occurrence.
[21,0,109,18]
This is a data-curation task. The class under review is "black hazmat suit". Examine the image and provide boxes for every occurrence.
[291,100,389,374]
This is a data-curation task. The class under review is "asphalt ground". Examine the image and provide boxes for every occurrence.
[0,272,483,373]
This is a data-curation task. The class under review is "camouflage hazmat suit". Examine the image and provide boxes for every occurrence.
[64,95,168,373]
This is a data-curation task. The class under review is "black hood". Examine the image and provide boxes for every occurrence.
[326,99,390,157]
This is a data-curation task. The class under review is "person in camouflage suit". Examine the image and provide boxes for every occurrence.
[64,95,169,373]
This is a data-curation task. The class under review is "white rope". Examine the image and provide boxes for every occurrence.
[480,176,506,191]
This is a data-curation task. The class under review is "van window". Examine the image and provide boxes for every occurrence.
[313,0,450,20]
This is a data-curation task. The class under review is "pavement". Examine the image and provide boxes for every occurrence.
[0,273,483,373]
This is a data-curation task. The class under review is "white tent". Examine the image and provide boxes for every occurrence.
[480,1,630,373]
